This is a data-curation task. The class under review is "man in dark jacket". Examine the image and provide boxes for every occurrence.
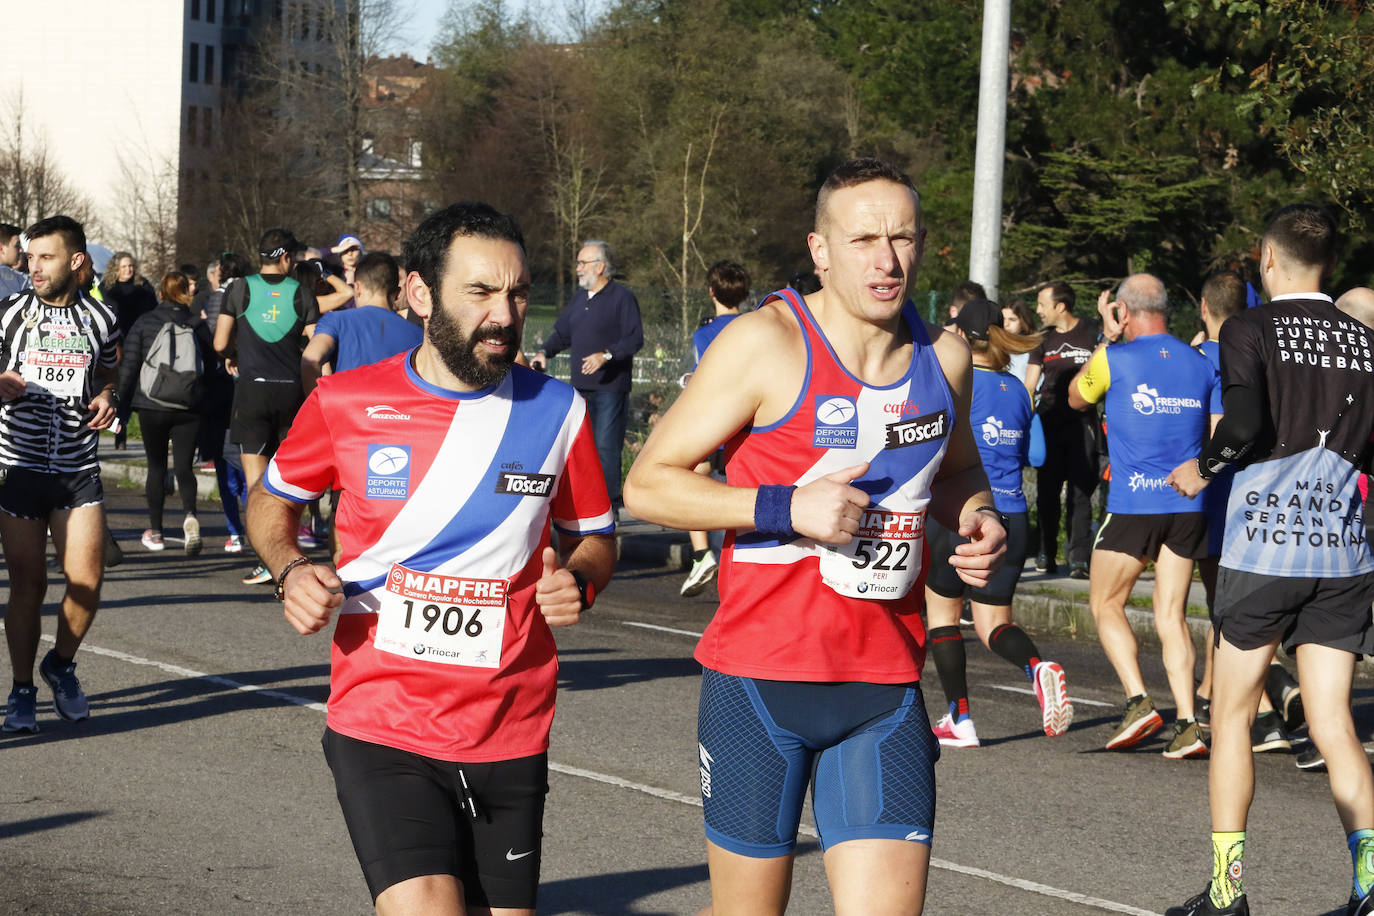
[530,240,643,505]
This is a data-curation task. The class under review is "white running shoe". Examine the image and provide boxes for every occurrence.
[1033,661,1074,737]
[680,550,719,597]
[224,535,245,553]
[183,516,202,556]
[141,529,165,551]
[932,713,980,748]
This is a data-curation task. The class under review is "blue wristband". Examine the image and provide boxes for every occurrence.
[754,484,797,538]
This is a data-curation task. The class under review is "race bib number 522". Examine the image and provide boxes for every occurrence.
[373,563,508,668]
[817,509,925,599]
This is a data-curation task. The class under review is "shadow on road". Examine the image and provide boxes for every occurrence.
[558,649,701,691]
[0,811,106,839]
[539,863,709,915]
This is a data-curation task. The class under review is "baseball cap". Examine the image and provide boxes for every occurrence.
[331,233,363,254]
[952,299,1003,341]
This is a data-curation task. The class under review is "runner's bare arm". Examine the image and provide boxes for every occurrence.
[926,324,1005,584]
[213,312,235,358]
[246,482,343,635]
[535,533,615,627]
[0,370,23,400]
[300,332,335,396]
[623,303,869,542]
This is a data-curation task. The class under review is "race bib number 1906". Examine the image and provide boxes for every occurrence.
[817,509,925,599]
[373,563,508,668]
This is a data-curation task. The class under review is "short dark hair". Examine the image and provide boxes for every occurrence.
[1201,270,1247,322]
[355,251,400,297]
[1264,203,1338,270]
[26,215,86,256]
[816,158,919,233]
[257,227,300,266]
[0,223,20,245]
[706,259,750,309]
[1039,281,1076,312]
[950,280,988,312]
[403,201,525,297]
[179,262,198,278]
[218,252,246,281]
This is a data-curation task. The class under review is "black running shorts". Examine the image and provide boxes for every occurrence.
[925,511,1029,606]
[1214,568,1374,656]
[0,466,103,520]
[322,728,548,907]
[229,379,303,456]
[1092,511,1208,562]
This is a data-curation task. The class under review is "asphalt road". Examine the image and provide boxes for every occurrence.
[1,488,1369,915]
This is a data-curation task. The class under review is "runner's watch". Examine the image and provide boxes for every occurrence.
[973,505,1009,529]
[570,569,595,611]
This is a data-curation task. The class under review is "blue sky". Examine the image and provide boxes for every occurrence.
[388,0,450,61]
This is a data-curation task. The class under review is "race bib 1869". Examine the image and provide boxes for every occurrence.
[817,509,925,599]
[373,563,508,668]
[22,350,88,399]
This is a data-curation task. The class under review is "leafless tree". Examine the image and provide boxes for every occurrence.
[0,94,98,232]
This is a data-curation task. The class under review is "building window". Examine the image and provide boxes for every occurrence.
[203,108,213,147]
[189,43,200,83]
[191,0,200,20]
[365,198,392,221]
[187,106,198,144]
[205,46,215,84]
[206,0,215,23]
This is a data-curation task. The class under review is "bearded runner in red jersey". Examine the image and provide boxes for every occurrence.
[247,202,615,916]
[625,159,1006,916]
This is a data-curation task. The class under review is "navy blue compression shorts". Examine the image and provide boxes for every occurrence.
[696,667,938,857]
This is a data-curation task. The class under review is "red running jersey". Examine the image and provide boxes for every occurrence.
[695,290,953,683]
[266,355,613,762]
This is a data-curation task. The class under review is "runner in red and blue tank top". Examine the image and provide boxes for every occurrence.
[625,159,1007,915]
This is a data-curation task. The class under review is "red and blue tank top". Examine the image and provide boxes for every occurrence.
[695,289,953,683]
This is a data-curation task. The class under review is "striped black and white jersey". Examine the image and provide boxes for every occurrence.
[0,289,120,472]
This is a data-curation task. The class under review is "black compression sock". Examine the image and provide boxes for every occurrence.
[49,650,74,669]
[12,680,34,690]
[988,623,1040,680]
[692,548,710,562]
[928,626,969,713]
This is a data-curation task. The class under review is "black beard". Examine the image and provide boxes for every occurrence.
[428,297,518,389]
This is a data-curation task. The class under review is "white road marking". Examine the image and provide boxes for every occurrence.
[992,684,1115,708]
[621,620,704,638]
[20,628,1160,915]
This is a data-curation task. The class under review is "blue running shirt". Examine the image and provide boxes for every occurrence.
[972,366,1034,513]
[1075,333,1220,514]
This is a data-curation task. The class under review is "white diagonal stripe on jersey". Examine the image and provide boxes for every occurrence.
[337,381,512,590]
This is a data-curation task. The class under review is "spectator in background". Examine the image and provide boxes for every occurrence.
[330,232,363,286]
[294,258,353,313]
[301,251,421,394]
[530,239,644,508]
[200,253,249,553]
[191,259,220,318]
[788,266,822,295]
[679,259,750,598]
[1029,281,1101,578]
[179,263,200,298]
[0,223,30,299]
[99,251,158,341]
[1000,298,1042,393]
[948,279,987,319]
[116,271,214,555]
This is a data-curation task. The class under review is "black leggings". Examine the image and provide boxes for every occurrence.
[138,408,202,531]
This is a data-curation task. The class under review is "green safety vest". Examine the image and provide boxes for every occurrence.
[243,274,301,343]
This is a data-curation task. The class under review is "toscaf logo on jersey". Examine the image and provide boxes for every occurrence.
[366,444,411,499]
[496,471,556,497]
[814,395,859,449]
[365,404,412,421]
[886,409,948,450]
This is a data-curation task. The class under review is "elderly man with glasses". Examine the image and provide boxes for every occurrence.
[531,240,643,508]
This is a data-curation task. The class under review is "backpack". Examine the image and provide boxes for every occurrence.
[139,318,204,409]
